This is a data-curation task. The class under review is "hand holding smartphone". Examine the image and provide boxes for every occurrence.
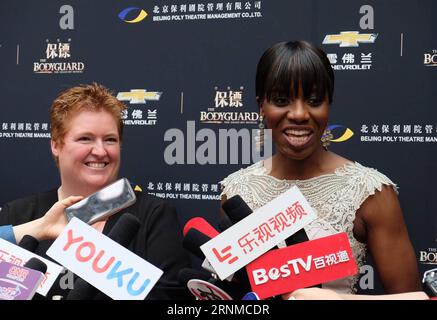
[64,178,136,225]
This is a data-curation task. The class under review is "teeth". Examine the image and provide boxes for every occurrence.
[284,129,311,136]
[288,136,309,143]
[86,162,106,168]
[284,134,312,147]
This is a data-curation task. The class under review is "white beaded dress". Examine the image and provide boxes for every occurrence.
[220,161,396,293]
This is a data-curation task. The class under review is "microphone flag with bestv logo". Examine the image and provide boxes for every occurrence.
[246,232,358,299]
[201,186,317,280]
[46,217,163,300]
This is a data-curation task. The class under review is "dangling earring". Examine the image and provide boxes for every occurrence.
[321,128,333,150]
[255,114,265,152]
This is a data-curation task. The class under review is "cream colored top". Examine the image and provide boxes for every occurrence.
[220,161,396,293]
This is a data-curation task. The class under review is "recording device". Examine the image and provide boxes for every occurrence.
[0,258,47,300]
[18,235,39,252]
[64,178,136,225]
[0,237,64,296]
[221,194,320,295]
[183,228,212,259]
[422,268,437,297]
[181,217,252,299]
[178,268,246,300]
[24,257,47,274]
[221,195,253,223]
[183,217,219,238]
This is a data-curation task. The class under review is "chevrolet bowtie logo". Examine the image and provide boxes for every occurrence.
[323,31,378,47]
[116,89,162,104]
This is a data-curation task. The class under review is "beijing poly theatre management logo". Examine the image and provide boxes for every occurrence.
[118,7,148,23]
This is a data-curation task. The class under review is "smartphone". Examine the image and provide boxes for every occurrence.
[64,178,137,225]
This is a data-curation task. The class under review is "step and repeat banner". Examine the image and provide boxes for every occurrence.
[1,1,436,293]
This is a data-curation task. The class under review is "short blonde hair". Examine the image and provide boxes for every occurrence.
[50,83,126,148]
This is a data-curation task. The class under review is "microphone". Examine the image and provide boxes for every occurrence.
[0,236,65,297]
[18,235,39,252]
[217,214,233,232]
[183,228,213,259]
[178,267,245,300]
[0,257,47,300]
[183,217,219,238]
[19,236,48,275]
[285,228,309,245]
[24,257,47,274]
[66,213,141,300]
[221,195,253,223]
[422,268,437,297]
[246,232,357,299]
[101,213,141,248]
[222,194,316,296]
[182,217,252,299]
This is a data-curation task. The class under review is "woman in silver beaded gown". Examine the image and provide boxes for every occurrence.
[220,41,421,295]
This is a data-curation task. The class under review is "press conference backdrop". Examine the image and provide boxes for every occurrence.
[0,0,436,294]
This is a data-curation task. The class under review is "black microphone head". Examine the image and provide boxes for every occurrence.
[24,257,47,274]
[107,213,140,247]
[182,228,211,259]
[222,195,252,223]
[218,214,233,232]
[285,228,309,246]
[18,235,39,252]
[178,268,211,286]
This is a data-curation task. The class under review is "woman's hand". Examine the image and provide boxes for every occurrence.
[13,196,83,243]
[39,196,83,240]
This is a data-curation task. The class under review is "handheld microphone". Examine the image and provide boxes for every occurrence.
[0,257,47,300]
[66,213,141,300]
[182,217,252,299]
[246,232,357,299]
[178,268,243,300]
[187,279,233,300]
[183,228,213,259]
[422,268,437,297]
[19,236,47,274]
[24,257,47,274]
[221,195,253,223]
[182,221,230,277]
[222,194,316,295]
[183,217,219,238]
[182,221,226,277]
[0,237,64,297]
[18,235,40,252]
[218,214,233,232]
